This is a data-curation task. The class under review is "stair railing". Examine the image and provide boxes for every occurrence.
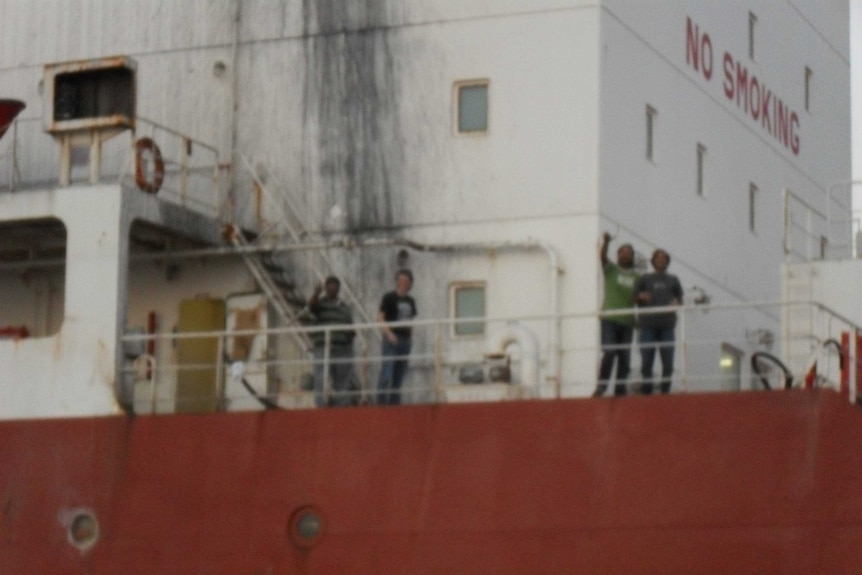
[232,153,373,327]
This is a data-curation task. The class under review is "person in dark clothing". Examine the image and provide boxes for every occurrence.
[595,232,638,397]
[635,249,683,395]
[308,276,355,407]
[376,269,417,405]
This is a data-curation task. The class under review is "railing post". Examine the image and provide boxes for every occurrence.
[434,322,442,404]
[146,354,158,415]
[323,329,331,406]
[678,307,687,392]
[89,130,101,184]
[215,334,225,411]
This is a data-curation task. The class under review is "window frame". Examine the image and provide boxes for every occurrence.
[696,143,707,197]
[454,79,490,135]
[450,281,487,338]
[748,12,757,60]
[749,183,758,233]
[646,105,657,162]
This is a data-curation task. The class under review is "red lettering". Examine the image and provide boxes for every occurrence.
[760,88,772,133]
[790,112,800,155]
[686,17,712,80]
[687,22,801,155]
[777,100,789,147]
[736,64,748,114]
[701,33,713,80]
[686,17,700,72]
[722,52,734,98]
[749,77,760,121]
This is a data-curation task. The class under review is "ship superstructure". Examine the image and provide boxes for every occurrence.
[0,1,860,573]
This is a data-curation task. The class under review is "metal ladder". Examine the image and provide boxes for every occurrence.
[783,263,817,377]
[225,223,308,327]
[232,153,373,327]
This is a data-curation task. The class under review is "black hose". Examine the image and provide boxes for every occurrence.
[223,353,281,410]
[822,338,844,372]
[750,351,793,390]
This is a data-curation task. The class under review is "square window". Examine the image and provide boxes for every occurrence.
[456,82,488,133]
[452,283,485,336]
[749,183,758,232]
[646,105,657,161]
[748,12,757,60]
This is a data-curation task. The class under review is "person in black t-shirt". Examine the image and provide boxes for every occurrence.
[376,269,417,405]
[635,249,683,395]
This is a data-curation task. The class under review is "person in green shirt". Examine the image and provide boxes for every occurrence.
[594,232,638,397]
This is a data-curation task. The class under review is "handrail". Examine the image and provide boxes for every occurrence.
[131,116,225,218]
[783,186,855,262]
[121,298,862,413]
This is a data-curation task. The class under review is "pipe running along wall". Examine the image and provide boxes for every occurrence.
[128,235,565,387]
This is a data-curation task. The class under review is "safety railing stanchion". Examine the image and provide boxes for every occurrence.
[678,307,688,392]
[215,334,225,410]
[434,322,442,404]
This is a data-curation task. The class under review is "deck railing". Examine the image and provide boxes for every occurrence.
[119,298,861,415]
[0,115,228,220]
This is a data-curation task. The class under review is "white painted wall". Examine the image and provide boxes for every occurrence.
[0,0,850,407]
[0,186,122,419]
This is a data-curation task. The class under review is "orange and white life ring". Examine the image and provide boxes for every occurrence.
[134,137,165,194]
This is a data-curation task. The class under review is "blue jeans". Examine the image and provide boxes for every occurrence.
[639,326,675,394]
[312,345,354,407]
[377,335,411,405]
[596,319,633,396]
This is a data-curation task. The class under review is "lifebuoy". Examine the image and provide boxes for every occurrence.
[134,137,164,194]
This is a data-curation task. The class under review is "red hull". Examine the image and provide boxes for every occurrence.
[1,390,861,574]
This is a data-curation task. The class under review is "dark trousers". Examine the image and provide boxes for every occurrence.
[376,335,411,405]
[595,319,634,396]
[639,326,675,394]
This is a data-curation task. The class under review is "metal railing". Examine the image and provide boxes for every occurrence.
[119,298,861,414]
[0,114,227,220]
[122,116,227,219]
[784,187,854,262]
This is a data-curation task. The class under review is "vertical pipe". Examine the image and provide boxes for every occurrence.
[215,334,225,411]
[227,0,241,210]
[148,356,158,415]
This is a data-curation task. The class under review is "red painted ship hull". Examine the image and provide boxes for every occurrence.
[2,390,861,574]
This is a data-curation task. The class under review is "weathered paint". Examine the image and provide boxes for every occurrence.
[0,390,860,573]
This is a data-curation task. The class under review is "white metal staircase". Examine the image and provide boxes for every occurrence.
[225,223,308,326]
[230,153,373,328]
[782,263,817,379]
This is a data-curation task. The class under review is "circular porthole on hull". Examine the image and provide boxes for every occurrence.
[288,505,326,549]
[65,509,99,552]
